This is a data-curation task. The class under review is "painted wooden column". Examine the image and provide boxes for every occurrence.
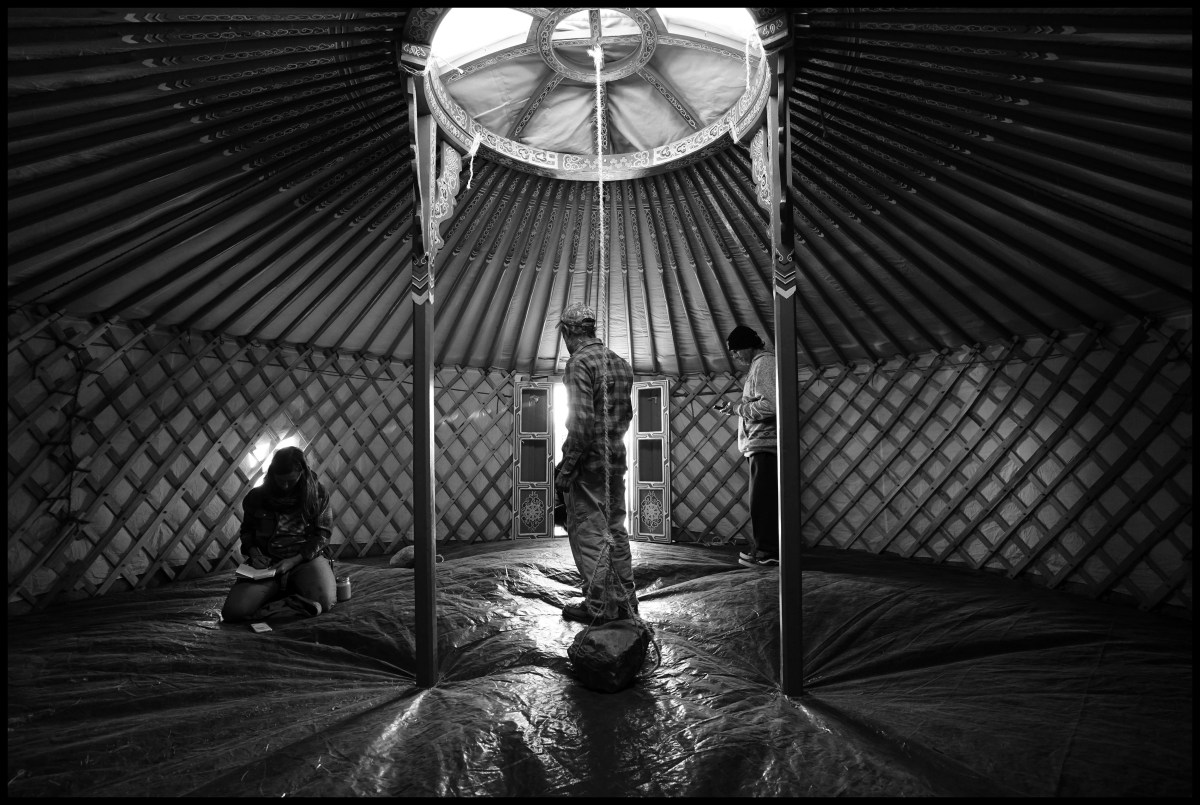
[763,28,804,697]
[406,70,439,689]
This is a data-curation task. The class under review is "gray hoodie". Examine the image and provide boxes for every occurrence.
[734,349,777,455]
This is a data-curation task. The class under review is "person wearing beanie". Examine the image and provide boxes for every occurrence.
[554,302,639,623]
[716,325,779,567]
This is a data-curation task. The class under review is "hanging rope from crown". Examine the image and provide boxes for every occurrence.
[586,42,612,550]
[587,39,657,648]
[565,30,661,695]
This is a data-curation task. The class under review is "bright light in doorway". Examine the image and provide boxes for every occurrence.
[553,382,569,461]
[553,382,569,535]
[551,378,633,535]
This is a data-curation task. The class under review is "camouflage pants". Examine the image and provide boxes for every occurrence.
[564,457,636,614]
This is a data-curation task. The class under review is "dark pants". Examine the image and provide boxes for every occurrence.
[748,451,778,559]
[221,555,336,622]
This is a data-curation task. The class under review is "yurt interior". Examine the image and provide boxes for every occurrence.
[7,7,1192,798]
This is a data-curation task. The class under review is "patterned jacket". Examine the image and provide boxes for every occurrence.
[239,482,332,563]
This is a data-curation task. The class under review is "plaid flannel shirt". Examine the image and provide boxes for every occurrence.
[559,338,634,479]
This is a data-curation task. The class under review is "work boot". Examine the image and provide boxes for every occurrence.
[562,601,617,624]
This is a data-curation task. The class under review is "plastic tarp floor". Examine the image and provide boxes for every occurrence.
[7,540,1192,797]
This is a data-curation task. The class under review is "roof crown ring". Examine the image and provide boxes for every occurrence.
[536,8,657,83]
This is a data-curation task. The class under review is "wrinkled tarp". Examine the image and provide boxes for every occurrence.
[7,541,1192,797]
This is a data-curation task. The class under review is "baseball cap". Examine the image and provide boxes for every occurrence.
[559,302,596,328]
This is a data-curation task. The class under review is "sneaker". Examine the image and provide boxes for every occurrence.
[738,554,779,568]
[293,595,323,617]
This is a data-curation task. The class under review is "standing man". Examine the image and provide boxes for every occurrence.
[554,302,639,623]
[717,325,779,567]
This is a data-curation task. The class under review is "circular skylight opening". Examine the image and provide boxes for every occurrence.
[424,8,767,179]
[537,8,657,83]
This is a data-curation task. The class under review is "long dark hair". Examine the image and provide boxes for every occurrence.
[266,446,321,521]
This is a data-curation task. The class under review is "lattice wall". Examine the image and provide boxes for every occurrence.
[9,307,1192,616]
[8,307,518,614]
[670,321,1192,615]
[803,322,1191,614]
[668,374,750,544]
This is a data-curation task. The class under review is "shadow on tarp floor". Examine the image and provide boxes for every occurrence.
[7,539,1192,797]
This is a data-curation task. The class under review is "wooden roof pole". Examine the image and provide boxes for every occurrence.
[763,21,805,697]
[407,64,439,689]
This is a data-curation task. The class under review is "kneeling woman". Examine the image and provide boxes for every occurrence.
[221,446,336,622]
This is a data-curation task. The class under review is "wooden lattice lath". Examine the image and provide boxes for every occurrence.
[432,365,515,544]
[667,375,749,545]
[8,305,1192,616]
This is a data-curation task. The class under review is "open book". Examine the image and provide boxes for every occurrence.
[235,563,277,581]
